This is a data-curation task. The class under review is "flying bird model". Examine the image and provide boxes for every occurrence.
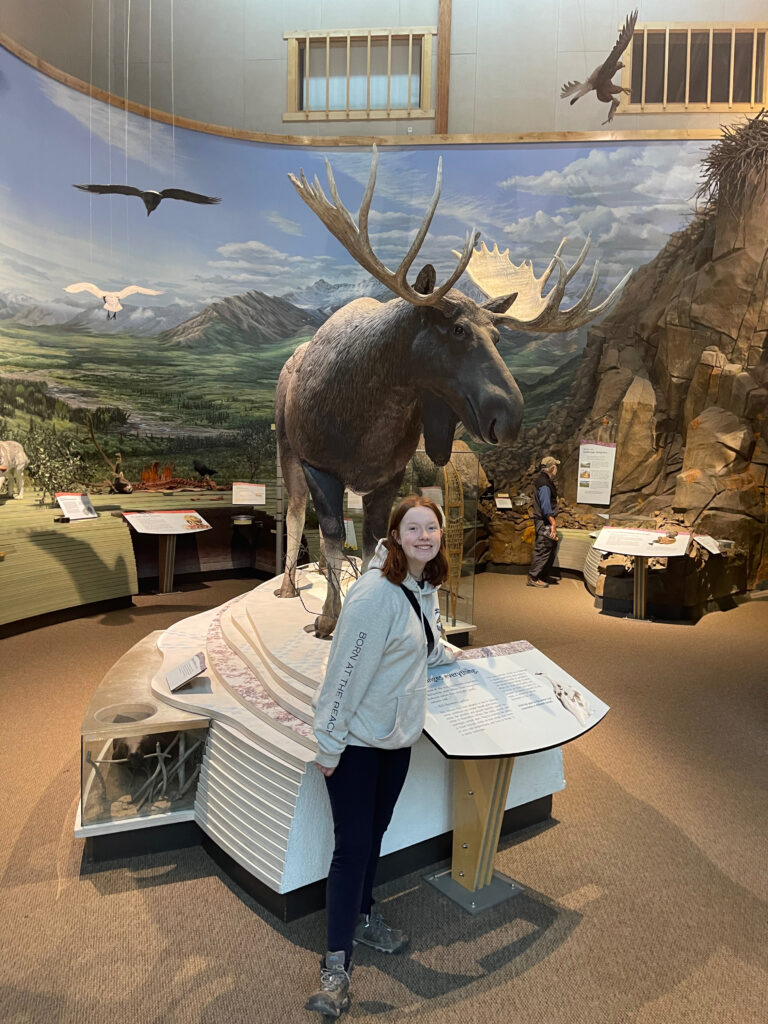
[560,9,638,124]
[72,183,222,215]
[64,282,163,319]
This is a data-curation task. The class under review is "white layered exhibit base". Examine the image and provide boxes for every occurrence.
[151,568,565,895]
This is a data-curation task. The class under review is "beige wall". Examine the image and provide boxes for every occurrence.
[1,0,766,137]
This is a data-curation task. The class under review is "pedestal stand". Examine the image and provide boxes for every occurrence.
[593,527,692,621]
[632,554,648,620]
[425,756,522,913]
[157,535,177,594]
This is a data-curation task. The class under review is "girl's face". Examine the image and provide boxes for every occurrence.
[395,506,442,574]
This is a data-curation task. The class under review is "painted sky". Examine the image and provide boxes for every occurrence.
[0,45,708,317]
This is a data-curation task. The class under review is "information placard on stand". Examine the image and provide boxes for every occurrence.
[232,482,266,506]
[123,511,212,534]
[425,643,608,759]
[424,642,609,912]
[123,511,212,593]
[55,492,98,520]
[593,526,691,619]
[593,526,691,558]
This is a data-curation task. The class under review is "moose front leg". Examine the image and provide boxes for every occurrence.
[301,462,345,638]
[362,470,405,567]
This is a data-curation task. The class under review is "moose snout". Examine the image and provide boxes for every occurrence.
[480,384,524,446]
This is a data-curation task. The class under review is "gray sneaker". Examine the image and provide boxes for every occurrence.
[305,950,351,1018]
[353,909,409,954]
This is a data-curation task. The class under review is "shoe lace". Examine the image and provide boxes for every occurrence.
[319,964,349,992]
[365,909,392,937]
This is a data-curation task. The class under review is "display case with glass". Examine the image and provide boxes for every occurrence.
[405,444,479,636]
[80,650,209,828]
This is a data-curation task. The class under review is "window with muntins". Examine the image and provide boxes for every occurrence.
[621,23,766,112]
[284,28,434,121]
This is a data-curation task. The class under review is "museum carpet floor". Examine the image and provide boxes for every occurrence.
[0,572,765,1024]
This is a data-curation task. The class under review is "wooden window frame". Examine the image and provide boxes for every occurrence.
[284,27,435,122]
[619,21,768,115]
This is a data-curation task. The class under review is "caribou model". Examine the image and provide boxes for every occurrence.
[276,147,629,637]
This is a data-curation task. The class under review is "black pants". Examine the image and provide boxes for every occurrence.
[530,520,558,580]
[324,744,412,961]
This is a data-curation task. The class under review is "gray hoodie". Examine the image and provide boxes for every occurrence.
[312,544,456,769]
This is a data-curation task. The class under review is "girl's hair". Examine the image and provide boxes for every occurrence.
[379,495,449,586]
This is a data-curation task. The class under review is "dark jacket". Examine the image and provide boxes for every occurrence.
[532,470,559,523]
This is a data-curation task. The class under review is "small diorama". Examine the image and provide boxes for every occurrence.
[80,646,209,829]
[81,704,207,827]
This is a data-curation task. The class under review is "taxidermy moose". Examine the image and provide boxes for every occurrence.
[276,147,628,637]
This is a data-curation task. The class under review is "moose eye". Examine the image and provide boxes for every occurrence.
[452,324,465,337]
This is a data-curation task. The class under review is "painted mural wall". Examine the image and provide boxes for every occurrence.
[0,44,705,492]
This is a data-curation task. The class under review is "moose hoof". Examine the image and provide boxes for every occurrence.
[312,614,337,640]
[303,622,331,640]
[275,579,299,599]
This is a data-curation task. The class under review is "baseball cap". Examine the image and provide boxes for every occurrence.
[541,456,560,468]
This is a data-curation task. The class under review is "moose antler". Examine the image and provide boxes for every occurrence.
[453,236,631,332]
[289,145,479,311]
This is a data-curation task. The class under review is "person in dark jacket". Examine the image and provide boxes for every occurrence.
[529,455,560,588]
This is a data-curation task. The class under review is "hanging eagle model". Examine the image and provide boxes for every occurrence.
[64,282,163,319]
[73,183,221,215]
[560,9,638,124]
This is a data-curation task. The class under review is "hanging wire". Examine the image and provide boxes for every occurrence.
[124,0,131,255]
[124,0,130,180]
[107,0,114,261]
[148,0,152,170]
[576,0,589,79]
[170,0,176,184]
[88,0,95,263]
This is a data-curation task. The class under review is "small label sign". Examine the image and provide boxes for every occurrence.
[166,652,207,692]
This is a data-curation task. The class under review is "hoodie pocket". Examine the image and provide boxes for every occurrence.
[373,686,427,745]
[372,699,400,742]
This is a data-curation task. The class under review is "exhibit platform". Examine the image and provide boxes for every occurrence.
[78,566,565,919]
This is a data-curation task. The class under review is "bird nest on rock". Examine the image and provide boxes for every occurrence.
[695,108,768,215]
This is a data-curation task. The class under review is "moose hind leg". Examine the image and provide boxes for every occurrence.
[301,462,345,638]
[277,444,309,598]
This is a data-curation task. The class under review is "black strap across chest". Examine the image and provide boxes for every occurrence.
[399,585,435,656]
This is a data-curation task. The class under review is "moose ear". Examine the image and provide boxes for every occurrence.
[413,264,437,295]
[482,292,518,315]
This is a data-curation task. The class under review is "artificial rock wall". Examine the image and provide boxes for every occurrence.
[556,183,768,585]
